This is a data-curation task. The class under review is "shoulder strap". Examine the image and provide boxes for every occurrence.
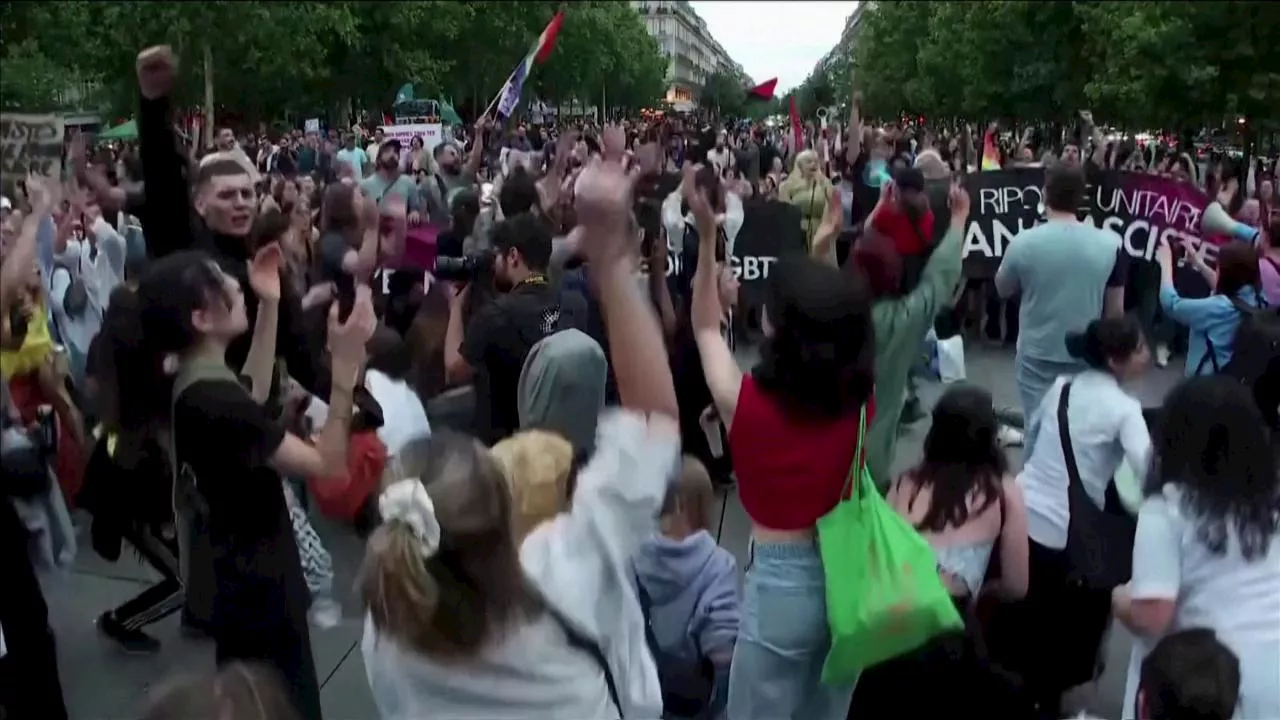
[1265,256,1280,276]
[1198,334,1222,374]
[540,593,624,718]
[1056,381,1085,493]
[168,360,241,491]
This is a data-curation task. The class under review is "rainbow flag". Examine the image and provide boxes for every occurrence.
[495,11,565,118]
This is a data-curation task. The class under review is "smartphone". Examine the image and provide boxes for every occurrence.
[335,275,356,323]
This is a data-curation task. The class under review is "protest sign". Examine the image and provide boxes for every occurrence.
[378,123,444,153]
[304,118,321,133]
[960,168,1211,279]
[635,174,806,332]
[1,113,65,197]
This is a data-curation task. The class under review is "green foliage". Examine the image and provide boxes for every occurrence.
[698,71,747,119]
[793,0,1280,131]
[0,1,669,123]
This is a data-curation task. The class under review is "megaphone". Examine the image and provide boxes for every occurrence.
[1202,201,1260,244]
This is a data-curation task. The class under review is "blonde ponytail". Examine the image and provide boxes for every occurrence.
[360,521,439,644]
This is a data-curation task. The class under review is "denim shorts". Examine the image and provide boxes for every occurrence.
[727,540,853,720]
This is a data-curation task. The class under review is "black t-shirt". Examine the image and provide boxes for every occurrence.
[461,280,587,445]
[173,379,287,547]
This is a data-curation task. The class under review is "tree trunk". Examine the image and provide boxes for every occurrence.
[202,43,215,149]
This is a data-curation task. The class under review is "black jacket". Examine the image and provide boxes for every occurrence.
[138,95,354,408]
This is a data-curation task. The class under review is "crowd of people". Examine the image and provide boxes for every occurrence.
[1,42,1279,720]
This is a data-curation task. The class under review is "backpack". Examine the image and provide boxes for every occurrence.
[1202,297,1280,385]
[634,573,717,719]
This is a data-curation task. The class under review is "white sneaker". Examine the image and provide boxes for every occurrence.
[1155,344,1170,368]
[997,425,1025,447]
[309,597,343,630]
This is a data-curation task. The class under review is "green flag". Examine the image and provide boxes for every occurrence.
[394,83,415,105]
[439,99,463,126]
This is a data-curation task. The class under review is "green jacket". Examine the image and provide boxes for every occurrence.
[864,225,964,490]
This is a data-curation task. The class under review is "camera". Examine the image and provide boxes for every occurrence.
[433,251,494,282]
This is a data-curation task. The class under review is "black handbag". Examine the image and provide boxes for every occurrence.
[1,430,54,499]
[1057,381,1138,590]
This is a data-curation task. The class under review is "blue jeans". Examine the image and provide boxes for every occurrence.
[727,541,852,720]
[1015,354,1085,425]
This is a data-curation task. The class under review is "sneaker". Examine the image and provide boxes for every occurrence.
[1155,344,1170,368]
[997,425,1025,448]
[97,612,161,654]
[309,597,343,630]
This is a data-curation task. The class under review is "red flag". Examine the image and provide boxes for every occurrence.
[788,96,803,149]
[534,11,565,64]
[747,78,778,102]
[381,113,394,127]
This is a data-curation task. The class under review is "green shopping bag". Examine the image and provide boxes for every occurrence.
[817,407,963,684]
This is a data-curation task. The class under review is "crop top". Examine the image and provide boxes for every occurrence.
[728,374,872,531]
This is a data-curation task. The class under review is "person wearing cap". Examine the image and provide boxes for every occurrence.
[358,138,422,226]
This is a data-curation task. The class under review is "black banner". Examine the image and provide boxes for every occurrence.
[634,173,807,329]
[960,168,1210,278]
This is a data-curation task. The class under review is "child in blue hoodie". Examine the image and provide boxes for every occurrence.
[633,457,740,720]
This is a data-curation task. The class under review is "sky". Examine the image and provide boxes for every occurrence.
[689,1,859,93]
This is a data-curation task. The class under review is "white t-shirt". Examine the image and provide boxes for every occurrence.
[304,370,429,458]
[364,370,430,456]
[1018,371,1151,549]
[1121,485,1280,719]
[361,411,676,720]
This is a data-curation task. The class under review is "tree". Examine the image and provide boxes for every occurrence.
[841,0,1280,135]
[698,71,746,119]
[0,1,673,126]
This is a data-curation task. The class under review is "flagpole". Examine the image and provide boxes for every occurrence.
[482,75,510,121]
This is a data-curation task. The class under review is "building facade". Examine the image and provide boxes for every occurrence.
[820,2,870,76]
[630,0,748,111]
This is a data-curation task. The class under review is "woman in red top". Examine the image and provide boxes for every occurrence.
[685,166,875,720]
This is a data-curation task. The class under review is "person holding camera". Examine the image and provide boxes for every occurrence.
[442,212,587,445]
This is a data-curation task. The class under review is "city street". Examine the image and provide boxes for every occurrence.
[48,342,1186,719]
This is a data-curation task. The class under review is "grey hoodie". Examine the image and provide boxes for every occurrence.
[518,328,607,457]
[632,531,739,666]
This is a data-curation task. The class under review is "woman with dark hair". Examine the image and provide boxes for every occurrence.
[687,163,875,719]
[986,315,1151,720]
[849,383,1032,716]
[93,249,377,719]
[855,180,968,490]
[1115,376,1280,720]
[1157,238,1263,377]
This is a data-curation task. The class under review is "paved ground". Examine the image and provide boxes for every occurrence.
[47,343,1186,719]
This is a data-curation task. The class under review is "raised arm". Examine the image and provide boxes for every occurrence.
[688,164,743,426]
[240,245,282,403]
[846,88,863,166]
[0,177,52,314]
[135,46,195,259]
[463,120,487,178]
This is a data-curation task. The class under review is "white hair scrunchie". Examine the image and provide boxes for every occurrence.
[378,479,441,559]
